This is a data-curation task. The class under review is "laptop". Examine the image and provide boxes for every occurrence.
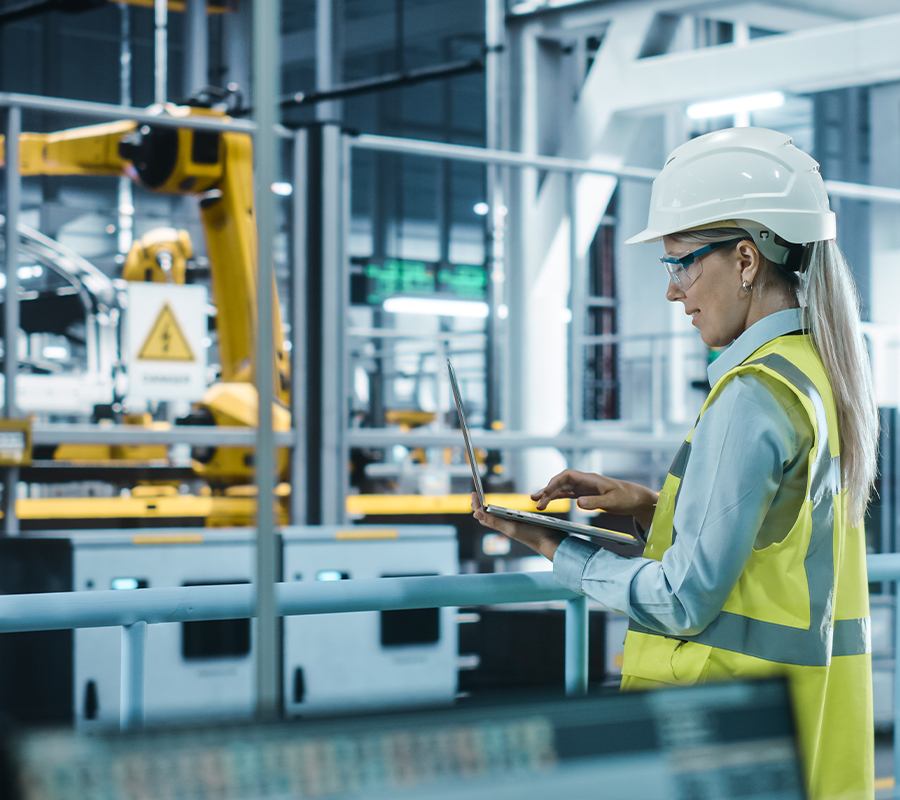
[447,359,643,549]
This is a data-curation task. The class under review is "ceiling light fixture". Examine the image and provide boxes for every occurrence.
[383,296,489,318]
[686,91,785,120]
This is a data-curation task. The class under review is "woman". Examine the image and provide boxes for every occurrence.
[473,127,876,800]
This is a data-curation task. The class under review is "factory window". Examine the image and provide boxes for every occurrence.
[380,573,440,647]
[181,581,251,661]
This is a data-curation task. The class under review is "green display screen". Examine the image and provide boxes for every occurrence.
[354,259,487,305]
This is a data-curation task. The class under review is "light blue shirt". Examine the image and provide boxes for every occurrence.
[553,308,813,636]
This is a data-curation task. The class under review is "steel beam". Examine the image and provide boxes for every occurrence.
[346,427,688,451]
[609,14,900,112]
[350,133,658,179]
[0,92,255,132]
[29,423,293,447]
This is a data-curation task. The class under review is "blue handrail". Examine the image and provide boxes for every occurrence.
[0,554,897,796]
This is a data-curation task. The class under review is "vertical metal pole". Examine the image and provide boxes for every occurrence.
[565,595,589,695]
[565,171,587,477]
[120,621,147,730]
[290,130,308,526]
[894,591,900,799]
[153,0,168,105]
[184,0,209,99]
[223,0,251,103]
[484,0,505,429]
[565,171,585,437]
[253,0,281,720]
[340,136,352,522]
[319,124,344,525]
[316,0,342,122]
[118,3,134,256]
[4,105,21,536]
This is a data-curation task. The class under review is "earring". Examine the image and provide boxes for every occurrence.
[742,280,752,292]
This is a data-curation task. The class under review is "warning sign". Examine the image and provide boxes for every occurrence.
[138,303,195,361]
[125,283,208,403]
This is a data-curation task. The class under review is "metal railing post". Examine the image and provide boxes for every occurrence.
[564,595,589,695]
[252,0,282,722]
[895,592,900,799]
[120,621,147,730]
[153,0,167,106]
[3,104,21,536]
[290,129,308,525]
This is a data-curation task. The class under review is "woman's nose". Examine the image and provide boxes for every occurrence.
[666,278,683,302]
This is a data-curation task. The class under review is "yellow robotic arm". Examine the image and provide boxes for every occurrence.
[1,105,290,404]
[0,104,292,484]
[123,228,194,284]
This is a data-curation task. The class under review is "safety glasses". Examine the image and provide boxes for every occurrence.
[661,237,746,289]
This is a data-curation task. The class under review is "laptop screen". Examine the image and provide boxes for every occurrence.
[447,359,487,508]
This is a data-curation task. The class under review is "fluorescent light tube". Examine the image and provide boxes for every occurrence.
[686,92,785,120]
[383,296,489,318]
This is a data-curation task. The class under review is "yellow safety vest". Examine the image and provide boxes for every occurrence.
[620,332,873,800]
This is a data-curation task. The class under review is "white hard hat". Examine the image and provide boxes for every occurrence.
[625,127,835,265]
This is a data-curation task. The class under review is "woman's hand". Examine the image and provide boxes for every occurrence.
[471,493,565,561]
[531,469,658,531]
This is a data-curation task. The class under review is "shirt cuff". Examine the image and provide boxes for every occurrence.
[552,535,602,594]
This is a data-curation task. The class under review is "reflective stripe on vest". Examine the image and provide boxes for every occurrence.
[629,351,871,666]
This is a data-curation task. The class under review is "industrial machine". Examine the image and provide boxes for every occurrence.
[1,94,292,489]
[0,525,459,727]
[282,525,458,716]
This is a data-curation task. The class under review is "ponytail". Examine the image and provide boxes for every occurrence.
[801,240,878,524]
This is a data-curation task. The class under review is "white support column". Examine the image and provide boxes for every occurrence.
[519,8,654,489]
[868,82,900,329]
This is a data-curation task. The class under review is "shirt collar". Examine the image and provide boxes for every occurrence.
[707,307,804,386]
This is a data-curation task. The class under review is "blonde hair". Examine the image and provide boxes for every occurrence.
[670,228,878,523]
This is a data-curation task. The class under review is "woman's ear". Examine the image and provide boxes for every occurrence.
[737,240,762,288]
